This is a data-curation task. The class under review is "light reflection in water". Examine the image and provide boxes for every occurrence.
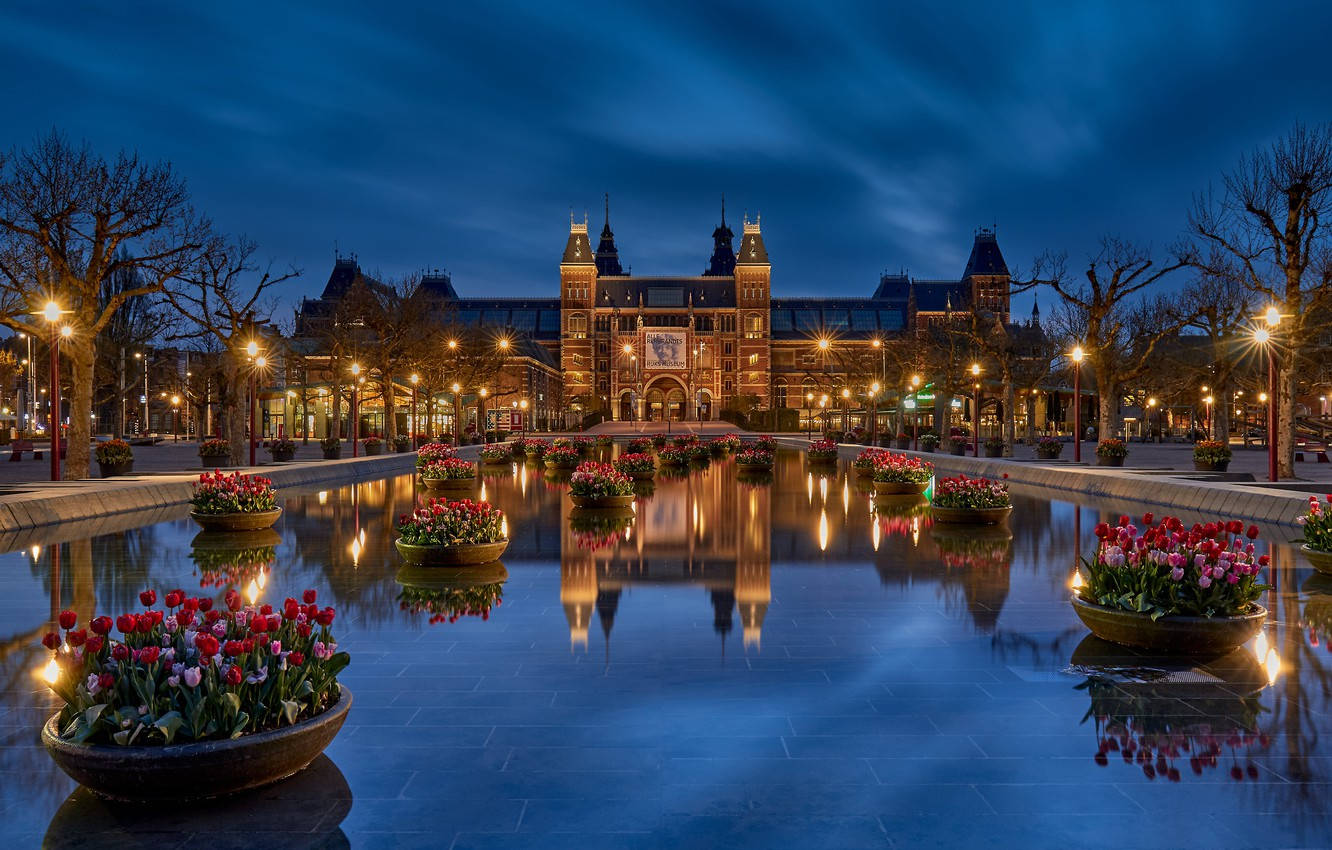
[818,509,829,552]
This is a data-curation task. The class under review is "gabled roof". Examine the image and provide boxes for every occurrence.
[562,224,595,265]
[420,270,458,300]
[912,280,968,312]
[873,273,910,301]
[737,221,768,265]
[962,229,1009,278]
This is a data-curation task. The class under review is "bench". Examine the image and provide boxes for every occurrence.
[8,439,36,461]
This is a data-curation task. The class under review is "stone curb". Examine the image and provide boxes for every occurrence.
[774,439,1314,527]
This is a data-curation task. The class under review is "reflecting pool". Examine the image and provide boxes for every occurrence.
[2,449,1330,848]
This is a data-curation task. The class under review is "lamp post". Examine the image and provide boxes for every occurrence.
[479,387,489,443]
[869,381,880,446]
[1256,307,1280,481]
[1203,394,1214,440]
[1147,397,1158,443]
[840,387,851,432]
[969,363,981,457]
[450,382,461,444]
[911,374,921,451]
[410,373,420,448]
[1071,346,1085,463]
[245,341,263,466]
[171,394,181,442]
[805,391,814,438]
[818,396,827,433]
[350,362,362,457]
[40,301,68,482]
[519,398,529,440]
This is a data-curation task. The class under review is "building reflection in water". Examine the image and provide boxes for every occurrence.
[560,457,771,655]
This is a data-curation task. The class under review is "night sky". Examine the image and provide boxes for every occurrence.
[4,1,1330,317]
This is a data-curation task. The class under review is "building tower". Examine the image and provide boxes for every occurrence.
[560,215,598,420]
[734,215,771,408]
[704,198,736,276]
[962,228,1011,324]
[595,194,624,276]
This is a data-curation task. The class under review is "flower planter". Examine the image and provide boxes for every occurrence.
[1303,545,1332,577]
[626,469,656,481]
[894,439,911,450]
[396,562,509,591]
[97,460,133,478]
[1070,595,1267,655]
[735,460,774,471]
[1193,460,1230,472]
[322,448,342,460]
[190,527,282,552]
[874,480,929,495]
[364,444,383,456]
[42,684,351,802]
[930,505,1012,525]
[853,466,875,478]
[569,494,635,509]
[394,538,509,566]
[188,507,283,532]
[806,455,838,465]
[949,445,967,456]
[481,455,511,465]
[544,460,579,470]
[422,476,476,491]
[1096,455,1125,467]
[270,449,296,463]
[1036,450,1061,460]
[199,454,231,469]
[983,446,1004,458]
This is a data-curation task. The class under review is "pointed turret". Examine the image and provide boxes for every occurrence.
[736,214,769,265]
[711,588,735,640]
[962,228,1009,278]
[704,197,736,276]
[595,193,624,276]
[562,214,595,266]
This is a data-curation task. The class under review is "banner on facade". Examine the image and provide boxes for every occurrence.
[644,331,687,370]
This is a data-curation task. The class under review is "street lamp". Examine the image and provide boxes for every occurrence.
[519,398,529,440]
[39,301,68,481]
[350,362,362,457]
[1203,393,1214,439]
[840,387,851,432]
[1071,346,1085,462]
[805,391,814,437]
[869,381,880,446]
[1147,397,1158,443]
[409,373,420,448]
[911,374,922,451]
[450,381,461,444]
[969,362,982,457]
[1255,309,1279,481]
[479,387,489,443]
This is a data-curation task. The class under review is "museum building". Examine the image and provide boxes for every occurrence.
[295,201,1012,426]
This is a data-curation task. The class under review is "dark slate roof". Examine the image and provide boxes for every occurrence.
[769,298,906,340]
[705,208,736,276]
[595,198,624,275]
[562,227,594,265]
[318,257,392,300]
[595,277,736,309]
[441,298,564,341]
[420,271,458,300]
[737,228,768,264]
[873,273,911,300]
[912,280,968,312]
[962,230,1009,278]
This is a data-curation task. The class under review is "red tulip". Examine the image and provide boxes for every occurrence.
[116,614,136,634]
[303,589,317,604]
[139,589,157,606]
[58,610,77,630]
[42,632,60,650]
[98,673,115,690]
[84,635,102,654]
[288,651,305,666]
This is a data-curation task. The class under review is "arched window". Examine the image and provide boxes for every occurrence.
[774,379,788,409]
[568,314,587,339]
[744,313,764,338]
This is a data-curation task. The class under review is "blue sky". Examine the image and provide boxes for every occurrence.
[2,1,1327,316]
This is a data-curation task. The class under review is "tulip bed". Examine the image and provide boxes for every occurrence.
[613,453,656,477]
[873,453,934,483]
[396,498,506,546]
[931,474,1009,509]
[1298,494,1332,553]
[1079,514,1270,619]
[398,583,503,625]
[806,439,839,461]
[544,446,582,468]
[190,472,278,515]
[416,442,456,466]
[569,462,633,499]
[419,458,476,480]
[40,589,347,746]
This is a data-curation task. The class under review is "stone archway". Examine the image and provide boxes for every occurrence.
[644,376,688,422]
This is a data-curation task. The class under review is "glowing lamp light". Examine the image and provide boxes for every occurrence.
[245,579,261,606]
[911,375,921,388]
[350,363,361,377]
[1071,570,1084,590]
[970,363,981,377]
[1071,346,1084,363]
[245,341,259,357]
[451,382,461,393]
[256,356,267,368]
[42,301,61,323]
[817,338,830,351]
[1255,630,1269,661]
[60,326,72,338]
[1254,328,1270,344]
[622,343,632,354]
[448,339,458,350]
[1265,306,1281,327]
[1265,647,1281,685]
[818,509,829,552]
[410,373,420,385]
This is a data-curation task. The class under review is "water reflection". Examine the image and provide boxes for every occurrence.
[396,563,508,625]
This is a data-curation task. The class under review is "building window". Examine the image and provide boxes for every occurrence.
[619,316,635,332]
[595,316,611,333]
[721,315,736,333]
[596,340,608,355]
[747,353,759,367]
[774,381,788,408]
[724,341,733,355]
[744,314,764,338]
[724,378,733,391]
[597,360,608,373]
[568,315,587,338]
[723,359,734,372]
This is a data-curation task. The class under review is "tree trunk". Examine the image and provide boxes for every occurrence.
[330,380,343,439]
[1279,356,1297,479]
[1002,372,1015,455]
[380,377,397,441]
[1213,385,1231,445]
[1094,365,1119,440]
[65,336,95,480]
[219,356,246,466]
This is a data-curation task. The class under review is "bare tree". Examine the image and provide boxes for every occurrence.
[162,237,299,465]
[1036,239,1194,439]
[1191,122,1332,477]
[95,251,173,436]
[0,131,212,477]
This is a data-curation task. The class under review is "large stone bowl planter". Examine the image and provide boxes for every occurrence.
[806,454,838,465]
[189,507,283,532]
[874,480,929,495]
[735,460,774,472]
[41,684,351,802]
[1096,455,1125,467]
[1303,545,1332,576]
[322,448,342,460]
[1070,595,1267,655]
[569,493,635,510]
[853,466,875,478]
[872,493,928,519]
[930,505,1012,525]
[394,538,509,566]
[524,449,545,461]
[1036,450,1061,461]
[422,475,476,492]
[364,443,384,456]
[624,468,656,481]
[189,527,283,552]
[948,444,967,456]
[97,460,133,478]
[199,454,231,469]
[1193,460,1230,472]
[481,455,511,465]
[544,460,579,471]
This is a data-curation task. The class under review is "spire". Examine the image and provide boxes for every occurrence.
[562,214,594,266]
[704,196,736,276]
[736,214,769,265]
[594,193,624,275]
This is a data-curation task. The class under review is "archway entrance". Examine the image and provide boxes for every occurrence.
[644,377,688,422]
[698,390,713,422]
[618,391,634,422]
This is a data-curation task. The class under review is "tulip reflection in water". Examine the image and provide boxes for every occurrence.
[569,508,635,553]
[396,564,508,626]
[1070,636,1272,782]
[872,495,931,541]
[189,529,280,590]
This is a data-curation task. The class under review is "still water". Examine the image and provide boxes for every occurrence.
[1,450,1329,848]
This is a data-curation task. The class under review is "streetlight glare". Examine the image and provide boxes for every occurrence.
[817,338,830,351]
[255,356,267,368]
[350,362,361,376]
[245,340,259,357]
[1071,346,1084,363]
[870,381,880,393]
[622,343,632,354]
[1254,328,1270,344]
[911,375,921,387]
[410,373,419,384]
[447,339,458,350]
[970,363,981,376]
[1265,306,1281,327]
[59,326,72,338]
[42,301,61,323]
